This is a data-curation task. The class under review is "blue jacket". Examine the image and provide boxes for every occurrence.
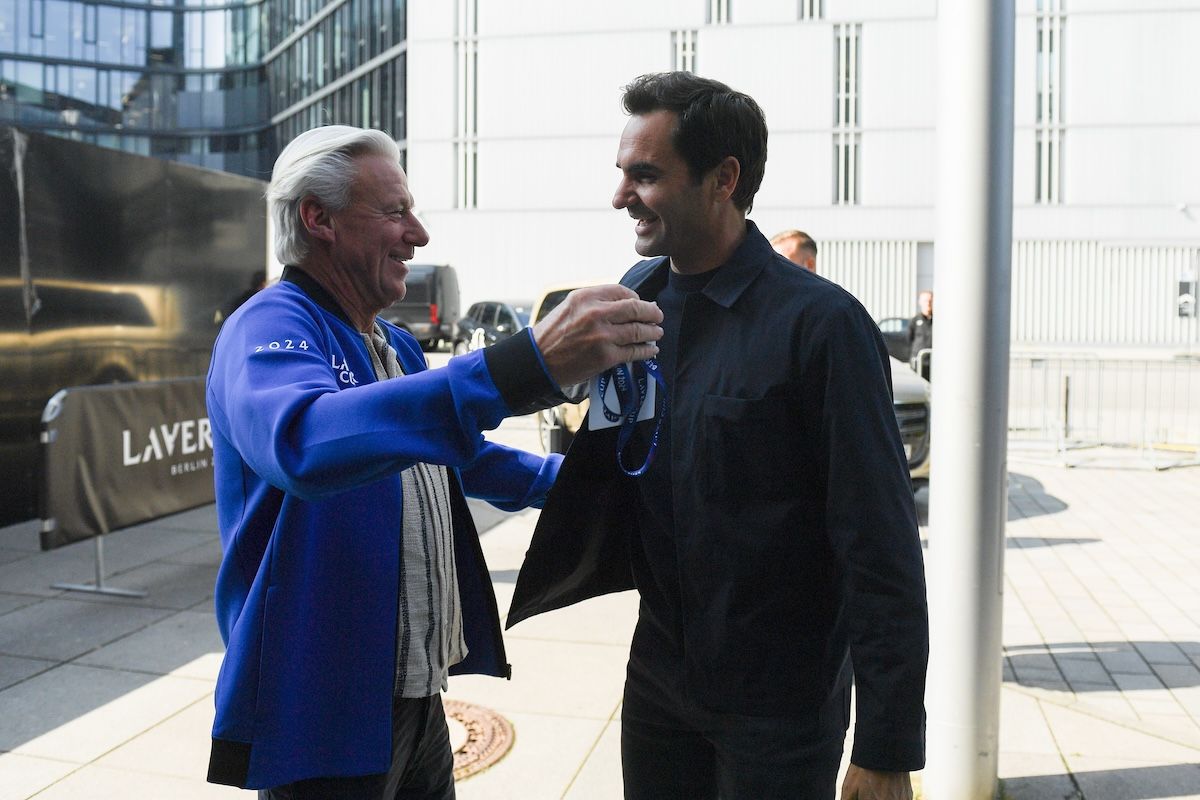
[205,268,562,788]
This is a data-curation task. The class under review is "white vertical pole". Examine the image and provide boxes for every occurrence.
[926,1,1015,798]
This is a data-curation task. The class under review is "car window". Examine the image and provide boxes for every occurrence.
[480,303,498,326]
[465,303,481,322]
[496,307,518,330]
[535,290,573,323]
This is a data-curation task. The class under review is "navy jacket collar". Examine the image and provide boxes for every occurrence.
[627,220,774,309]
[282,265,357,330]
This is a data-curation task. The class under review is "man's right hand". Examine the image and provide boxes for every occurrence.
[532,285,664,389]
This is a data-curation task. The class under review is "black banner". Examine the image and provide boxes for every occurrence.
[39,377,214,550]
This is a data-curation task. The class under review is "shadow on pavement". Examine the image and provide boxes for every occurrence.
[0,499,517,756]
[1004,641,1200,691]
[1002,762,1200,800]
[915,472,1071,533]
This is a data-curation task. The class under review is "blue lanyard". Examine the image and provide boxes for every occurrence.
[596,358,668,477]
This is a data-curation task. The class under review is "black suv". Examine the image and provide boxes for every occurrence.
[380,264,461,350]
[452,300,533,354]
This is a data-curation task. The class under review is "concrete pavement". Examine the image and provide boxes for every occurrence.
[1,413,1198,798]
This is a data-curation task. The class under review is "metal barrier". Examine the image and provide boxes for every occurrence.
[1007,355,1200,469]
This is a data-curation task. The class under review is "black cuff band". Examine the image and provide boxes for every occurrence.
[483,329,564,416]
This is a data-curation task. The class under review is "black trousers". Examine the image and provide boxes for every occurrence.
[259,694,455,800]
[621,653,847,800]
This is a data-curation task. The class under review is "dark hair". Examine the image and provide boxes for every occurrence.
[622,72,768,213]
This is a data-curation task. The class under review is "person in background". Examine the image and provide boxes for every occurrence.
[221,269,268,321]
[908,289,934,379]
[770,228,818,273]
[509,72,927,800]
[205,124,663,798]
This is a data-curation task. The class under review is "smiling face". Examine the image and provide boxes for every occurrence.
[612,110,721,272]
[297,151,429,331]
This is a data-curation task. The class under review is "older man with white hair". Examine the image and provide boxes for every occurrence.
[205,125,662,798]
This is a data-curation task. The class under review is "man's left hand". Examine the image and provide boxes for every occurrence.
[840,765,913,800]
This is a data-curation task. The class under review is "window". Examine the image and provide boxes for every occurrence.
[672,30,697,73]
[707,0,730,25]
[30,0,45,37]
[454,0,478,208]
[798,0,823,20]
[833,22,861,205]
[1035,0,1064,204]
[83,4,97,44]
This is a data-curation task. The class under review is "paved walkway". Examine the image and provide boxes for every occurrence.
[0,419,1198,798]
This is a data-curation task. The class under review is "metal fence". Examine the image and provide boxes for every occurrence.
[1007,355,1200,468]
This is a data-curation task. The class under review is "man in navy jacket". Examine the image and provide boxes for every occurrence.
[205,125,662,797]
[509,73,928,800]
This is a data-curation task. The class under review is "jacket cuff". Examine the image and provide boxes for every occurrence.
[207,737,251,787]
[483,328,565,415]
[850,729,925,772]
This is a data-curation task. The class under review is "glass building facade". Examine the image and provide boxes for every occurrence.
[0,0,406,177]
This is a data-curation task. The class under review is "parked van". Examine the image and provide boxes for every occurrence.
[380,264,461,350]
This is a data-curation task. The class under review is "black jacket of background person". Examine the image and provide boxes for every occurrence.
[508,222,929,771]
[908,312,933,356]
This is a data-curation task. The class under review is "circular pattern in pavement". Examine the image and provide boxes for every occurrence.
[444,699,515,780]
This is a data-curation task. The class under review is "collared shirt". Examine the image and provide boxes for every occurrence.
[361,327,466,698]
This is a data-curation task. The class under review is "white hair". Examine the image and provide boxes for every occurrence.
[267,126,401,266]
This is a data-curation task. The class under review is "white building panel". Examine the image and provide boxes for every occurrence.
[697,25,832,131]
[755,131,834,210]
[476,0,704,37]
[1012,14,1037,127]
[407,141,456,211]
[408,0,454,40]
[1067,128,1200,207]
[829,0,936,23]
[860,20,936,129]
[1012,128,1038,207]
[406,40,457,142]
[860,130,934,208]
[476,33,663,140]
[1067,12,1200,126]
[415,209,651,306]
[818,240,919,321]
[474,137,619,211]
[1067,0,1200,12]
[730,0,803,26]
[1012,241,1200,347]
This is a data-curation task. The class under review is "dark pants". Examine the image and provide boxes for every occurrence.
[621,655,847,800]
[259,694,455,800]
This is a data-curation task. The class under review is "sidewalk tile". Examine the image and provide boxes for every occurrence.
[561,719,623,800]
[0,654,55,691]
[25,763,242,799]
[94,695,215,781]
[0,752,78,800]
[1064,756,1200,800]
[75,611,224,680]
[454,712,609,800]
[0,664,212,763]
[447,635,628,720]
[0,598,170,661]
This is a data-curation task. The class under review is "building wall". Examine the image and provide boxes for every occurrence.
[407,0,1200,352]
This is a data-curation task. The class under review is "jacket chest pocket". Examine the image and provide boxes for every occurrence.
[698,395,799,506]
